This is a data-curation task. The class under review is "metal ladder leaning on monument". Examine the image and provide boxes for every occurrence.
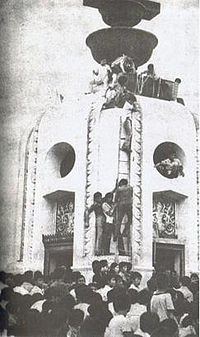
[117,115,131,182]
[114,115,132,261]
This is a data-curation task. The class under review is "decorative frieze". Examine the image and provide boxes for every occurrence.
[56,199,74,239]
[153,200,177,239]
[131,101,143,265]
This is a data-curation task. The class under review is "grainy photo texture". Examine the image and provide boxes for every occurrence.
[0,0,199,336]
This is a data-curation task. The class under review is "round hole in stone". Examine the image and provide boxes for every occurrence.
[153,142,185,179]
[46,142,76,178]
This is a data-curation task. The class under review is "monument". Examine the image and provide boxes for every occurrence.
[3,0,198,284]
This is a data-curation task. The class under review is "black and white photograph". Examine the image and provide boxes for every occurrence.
[0,0,199,336]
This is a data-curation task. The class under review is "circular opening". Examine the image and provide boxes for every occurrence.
[153,142,185,179]
[46,142,76,178]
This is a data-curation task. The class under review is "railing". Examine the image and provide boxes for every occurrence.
[137,75,182,102]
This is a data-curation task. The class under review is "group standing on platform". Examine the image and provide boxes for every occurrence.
[86,56,180,106]
[86,179,133,256]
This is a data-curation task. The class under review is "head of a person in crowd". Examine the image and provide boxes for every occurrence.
[68,309,84,329]
[71,271,82,286]
[0,287,14,302]
[23,270,34,284]
[190,273,199,284]
[113,293,131,316]
[77,275,86,286]
[0,271,6,284]
[33,270,43,282]
[13,273,23,287]
[100,260,108,274]
[167,288,177,303]
[33,270,46,287]
[179,276,191,288]
[88,282,98,292]
[108,287,126,306]
[119,262,128,274]
[88,302,113,328]
[118,178,128,187]
[59,293,76,317]
[75,284,93,304]
[4,274,15,288]
[104,192,113,204]
[169,270,179,288]
[128,289,138,304]
[147,276,157,293]
[140,312,160,335]
[172,290,188,316]
[63,267,73,284]
[80,317,105,337]
[126,263,132,273]
[107,275,117,289]
[92,260,101,274]
[88,301,107,318]
[170,269,178,279]
[89,292,103,306]
[50,282,69,303]
[51,265,67,282]
[156,272,169,291]
[160,318,179,337]
[44,286,54,301]
[130,271,142,288]
[93,192,102,204]
[115,275,124,289]
[110,262,119,274]
[100,58,107,66]
[137,289,151,306]
[147,63,155,75]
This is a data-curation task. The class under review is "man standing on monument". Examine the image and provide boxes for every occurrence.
[102,192,117,255]
[87,192,106,255]
[114,179,133,243]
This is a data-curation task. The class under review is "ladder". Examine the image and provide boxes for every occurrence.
[117,116,131,183]
[114,115,132,259]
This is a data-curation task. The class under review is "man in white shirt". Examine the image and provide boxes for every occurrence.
[102,193,116,255]
[105,293,132,337]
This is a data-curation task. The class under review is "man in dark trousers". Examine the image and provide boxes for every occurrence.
[114,179,133,244]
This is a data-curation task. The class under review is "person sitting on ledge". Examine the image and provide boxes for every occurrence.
[155,153,184,178]
[87,58,112,95]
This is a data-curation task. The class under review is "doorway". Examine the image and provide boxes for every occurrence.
[153,242,185,277]
[48,249,73,275]
[43,235,73,277]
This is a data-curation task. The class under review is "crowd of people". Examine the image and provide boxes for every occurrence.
[0,259,199,337]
